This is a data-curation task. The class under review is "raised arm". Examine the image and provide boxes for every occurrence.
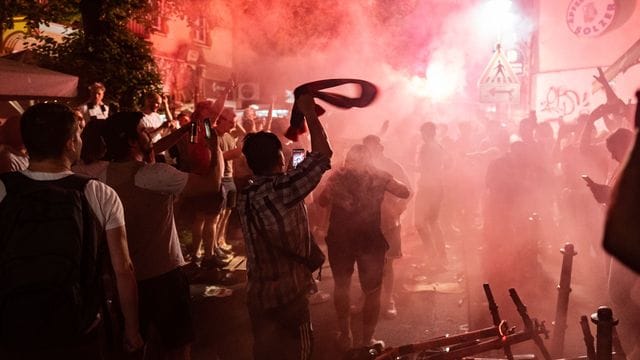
[210,81,236,125]
[594,67,624,107]
[296,94,333,159]
[153,122,190,154]
[264,98,274,132]
[162,94,174,122]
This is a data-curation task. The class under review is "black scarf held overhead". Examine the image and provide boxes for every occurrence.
[285,79,378,141]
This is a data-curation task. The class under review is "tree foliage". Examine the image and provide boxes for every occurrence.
[33,27,162,109]
[0,0,187,108]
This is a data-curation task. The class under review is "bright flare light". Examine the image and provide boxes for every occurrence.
[409,59,465,103]
[474,0,517,43]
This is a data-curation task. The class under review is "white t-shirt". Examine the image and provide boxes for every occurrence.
[73,161,188,194]
[82,103,109,122]
[141,112,164,143]
[0,170,125,231]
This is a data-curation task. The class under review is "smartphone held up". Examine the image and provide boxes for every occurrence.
[204,118,212,139]
[189,122,197,144]
[292,149,305,169]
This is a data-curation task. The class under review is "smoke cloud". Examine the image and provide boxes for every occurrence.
[228,0,533,140]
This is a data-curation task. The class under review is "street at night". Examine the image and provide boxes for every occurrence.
[1,1,639,359]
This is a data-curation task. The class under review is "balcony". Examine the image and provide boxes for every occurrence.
[127,20,149,39]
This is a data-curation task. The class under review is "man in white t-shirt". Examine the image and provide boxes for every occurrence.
[0,103,142,358]
[141,92,176,144]
[100,111,223,360]
[80,82,109,123]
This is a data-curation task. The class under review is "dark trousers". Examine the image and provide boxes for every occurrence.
[249,295,313,360]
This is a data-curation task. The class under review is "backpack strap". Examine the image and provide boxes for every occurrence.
[58,173,94,190]
[0,172,93,195]
[0,171,28,193]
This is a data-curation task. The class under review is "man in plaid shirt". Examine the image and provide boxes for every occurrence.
[238,94,332,360]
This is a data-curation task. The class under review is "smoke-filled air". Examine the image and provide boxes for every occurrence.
[2,0,639,358]
[228,0,640,356]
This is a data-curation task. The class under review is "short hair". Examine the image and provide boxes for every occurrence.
[144,92,161,104]
[88,82,106,93]
[606,128,634,152]
[345,143,371,167]
[104,111,144,161]
[420,122,436,137]
[220,107,236,122]
[241,117,256,133]
[145,92,160,99]
[242,131,282,175]
[362,134,381,146]
[192,100,215,121]
[21,103,77,161]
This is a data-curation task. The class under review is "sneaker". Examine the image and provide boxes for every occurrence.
[216,243,233,254]
[218,242,233,251]
[383,300,397,319]
[367,339,385,355]
[214,247,234,261]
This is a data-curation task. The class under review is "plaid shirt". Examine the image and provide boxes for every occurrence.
[238,152,330,309]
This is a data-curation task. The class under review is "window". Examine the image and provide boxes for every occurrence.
[151,0,166,34]
[193,15,208,44]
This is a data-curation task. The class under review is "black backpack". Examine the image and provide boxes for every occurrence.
[0,172,103,349]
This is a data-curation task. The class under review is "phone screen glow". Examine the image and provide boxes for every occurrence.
[292,151,305,168]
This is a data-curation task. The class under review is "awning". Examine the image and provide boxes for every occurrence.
[0,58,78,100]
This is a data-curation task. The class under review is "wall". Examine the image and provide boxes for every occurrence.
[148,0,233,104]
[533,0,640,121]
[538,0,640,72]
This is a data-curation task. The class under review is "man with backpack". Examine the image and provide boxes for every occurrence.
[0,103,143,358]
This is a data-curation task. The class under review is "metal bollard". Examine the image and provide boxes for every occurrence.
[590,306,618,360]
[551,243,577,358]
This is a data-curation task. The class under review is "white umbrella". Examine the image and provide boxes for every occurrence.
[0,58,78,100]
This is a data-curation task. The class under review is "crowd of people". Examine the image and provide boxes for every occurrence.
[0,69,639,360]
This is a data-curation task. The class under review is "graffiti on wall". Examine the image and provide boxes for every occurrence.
[538,85,590,119]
